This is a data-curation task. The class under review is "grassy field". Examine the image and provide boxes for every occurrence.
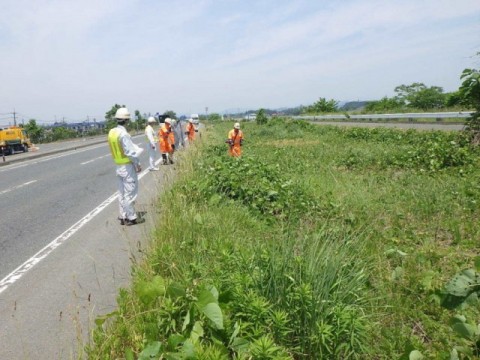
[85,119,480,359]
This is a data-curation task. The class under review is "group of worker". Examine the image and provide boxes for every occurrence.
[144,115,196,170]
[108,106,244,226]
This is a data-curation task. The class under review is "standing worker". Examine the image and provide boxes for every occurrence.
[145,116,159,171]
[158,118,175,164]
[171,119,184,150]
[226,122,244,157]
[108,107,144,226]
[185,118,195,143]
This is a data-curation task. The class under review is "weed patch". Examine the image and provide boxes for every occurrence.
[86,119,480,359]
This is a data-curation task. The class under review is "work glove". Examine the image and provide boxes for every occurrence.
[171,144,175,152]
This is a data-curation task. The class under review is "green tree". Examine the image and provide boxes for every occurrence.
[134,110,146,130]
[394,83,446,110]
[46,127,77,142]
[23,119,45,143]
[305,97,338,113]
[444,91,463,108]
[365,97,404,112]
[256,108,268,125]
[208,113,222,122]
[459,67,480,141]
[163,110,177,120]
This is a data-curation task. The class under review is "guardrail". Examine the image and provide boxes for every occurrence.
[293,111,474,121]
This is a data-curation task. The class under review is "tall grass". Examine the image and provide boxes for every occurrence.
[85,118,480,359]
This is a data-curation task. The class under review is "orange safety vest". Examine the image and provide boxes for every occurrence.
[186,123,195,141]
[227,129,243,157]
[158,124,174,153]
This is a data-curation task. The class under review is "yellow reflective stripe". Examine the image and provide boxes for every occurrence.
[108,128,131,165]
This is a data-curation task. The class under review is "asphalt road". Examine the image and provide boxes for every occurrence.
[0,132,185,359]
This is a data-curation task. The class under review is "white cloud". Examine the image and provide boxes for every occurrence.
[0,0,479,121]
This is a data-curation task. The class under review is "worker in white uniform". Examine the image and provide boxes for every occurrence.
[145,116,159,171]
[108,107,144,226]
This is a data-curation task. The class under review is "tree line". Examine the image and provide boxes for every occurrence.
[16,60,480,144]
[304,80,472,115]
[20,105,178,144]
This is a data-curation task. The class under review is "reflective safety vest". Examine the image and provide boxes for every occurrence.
[108,128,131,165]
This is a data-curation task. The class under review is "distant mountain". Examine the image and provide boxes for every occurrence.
[222,106,305,116]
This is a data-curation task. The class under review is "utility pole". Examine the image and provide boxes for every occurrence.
[13,109,17,126]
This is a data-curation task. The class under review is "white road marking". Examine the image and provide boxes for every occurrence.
[81,153,110,165]
[0,163,155,295]
[0,180,37,195]
[0,135,145,173]
[0,143,107,172]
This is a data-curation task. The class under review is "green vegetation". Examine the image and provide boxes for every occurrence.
[459,68,480,140]
[256,109,268,125]
[23,119,45,143]
[302,64,479,115]
[304,97,339,114]
[105,104,148,132]
[394,83,447,110]
[208,113,223,122]
[86,119,480,359]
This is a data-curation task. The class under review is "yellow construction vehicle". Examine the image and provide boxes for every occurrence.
[0,126,32,155]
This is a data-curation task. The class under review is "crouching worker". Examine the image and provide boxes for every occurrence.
[158,118,175,164]
[108,107,144,226]
[226,122,244,157]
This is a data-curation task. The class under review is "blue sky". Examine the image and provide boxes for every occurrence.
[0,0,479,124]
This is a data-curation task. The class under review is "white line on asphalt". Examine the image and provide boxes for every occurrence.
[81,153,110,165]
[0,143,107,172]
[0,180,37,195]
[0,135,145,172]
[0,161,159,295]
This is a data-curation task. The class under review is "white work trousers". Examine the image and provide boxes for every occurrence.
[115,163,138,221]
[148,144,156,169]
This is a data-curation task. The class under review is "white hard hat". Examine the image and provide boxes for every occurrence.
[189,118,193,123]
[164,118,171,124]
[115,107,130,120]
[147,116,156,123]
[234,122,240,129]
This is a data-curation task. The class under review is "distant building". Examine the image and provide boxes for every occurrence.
[49,120,106,133]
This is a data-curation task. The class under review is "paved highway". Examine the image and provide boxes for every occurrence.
[0,141,114,279]
[0,133,181,359]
